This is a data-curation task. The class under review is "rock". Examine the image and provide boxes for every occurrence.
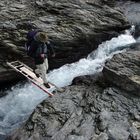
[8,69,140,140]
[103,43,140,94]
[0,132,6,140]
[0,0,130,85]
[2,40,17,48]
[108,125,130,140]
[116,0,140,24]
[129,124,140,140]
[2,21,17,30]
[67,135,85,140]
[134,25,140,39]
[72,73,103,86]
[96,110,111,132]
[92,133,108,140]
[11,4,26,9]
[102,0,116,7]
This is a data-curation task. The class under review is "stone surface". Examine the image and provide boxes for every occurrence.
[103,43,140,94]
[8,82,140,140]
[0,0,130,85]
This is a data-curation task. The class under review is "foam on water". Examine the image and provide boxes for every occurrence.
[0,32,136,135]
[0,83,47,133]
[48,34,136,87]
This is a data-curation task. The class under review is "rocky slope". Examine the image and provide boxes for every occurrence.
[0,0,130,85]
[7,43,140,140]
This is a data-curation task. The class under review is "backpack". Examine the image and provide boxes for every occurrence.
[25,30,40,57]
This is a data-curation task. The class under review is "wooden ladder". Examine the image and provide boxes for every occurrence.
[7,61,54,96]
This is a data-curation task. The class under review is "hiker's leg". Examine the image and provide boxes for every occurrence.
[35,65,41,75]
[40,62,48,83]
[44,58,49,73]
[35,63,47,83]
[34,65,40,77]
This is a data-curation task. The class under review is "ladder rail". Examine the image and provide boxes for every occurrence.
[8,61,33,72]
[6,61,54,96]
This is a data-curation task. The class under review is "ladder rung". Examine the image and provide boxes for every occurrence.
[10,61,19,64]
[11,62,21,65]
[13,63,22,66]
[16,65,24,68]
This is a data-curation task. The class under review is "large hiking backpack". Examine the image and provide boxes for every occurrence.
[25,30,40,57]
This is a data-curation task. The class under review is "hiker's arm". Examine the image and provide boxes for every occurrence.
[46,41,55,57]
[25,40,31,50]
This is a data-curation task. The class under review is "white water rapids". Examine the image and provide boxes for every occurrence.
[0,31,136,136]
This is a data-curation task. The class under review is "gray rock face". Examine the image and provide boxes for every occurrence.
[8,84,140,140]
[8,44,140,140]
[0,0,130,85]
[103,43,140,94]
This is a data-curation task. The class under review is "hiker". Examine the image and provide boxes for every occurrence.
[26,31,55,88]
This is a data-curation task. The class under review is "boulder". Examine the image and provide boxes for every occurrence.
[103,43,140,94]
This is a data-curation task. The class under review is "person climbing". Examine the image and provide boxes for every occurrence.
[25,30,55,88]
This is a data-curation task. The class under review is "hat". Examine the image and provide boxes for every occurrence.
[35,32,48,43]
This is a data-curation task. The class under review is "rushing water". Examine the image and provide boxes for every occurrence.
[0,31,136,136]
[116,1,140,24]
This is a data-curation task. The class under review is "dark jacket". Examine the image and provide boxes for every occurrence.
[30,40,55,65]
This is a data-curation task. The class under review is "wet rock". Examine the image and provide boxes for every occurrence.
[0,132,6,140]
[103,43,140,94]
[134,25,140,39]
[72,73,103,86]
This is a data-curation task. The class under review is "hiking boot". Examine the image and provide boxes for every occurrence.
[44,83,50,88]
[35,73,40,78]
[33,70,40,78]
